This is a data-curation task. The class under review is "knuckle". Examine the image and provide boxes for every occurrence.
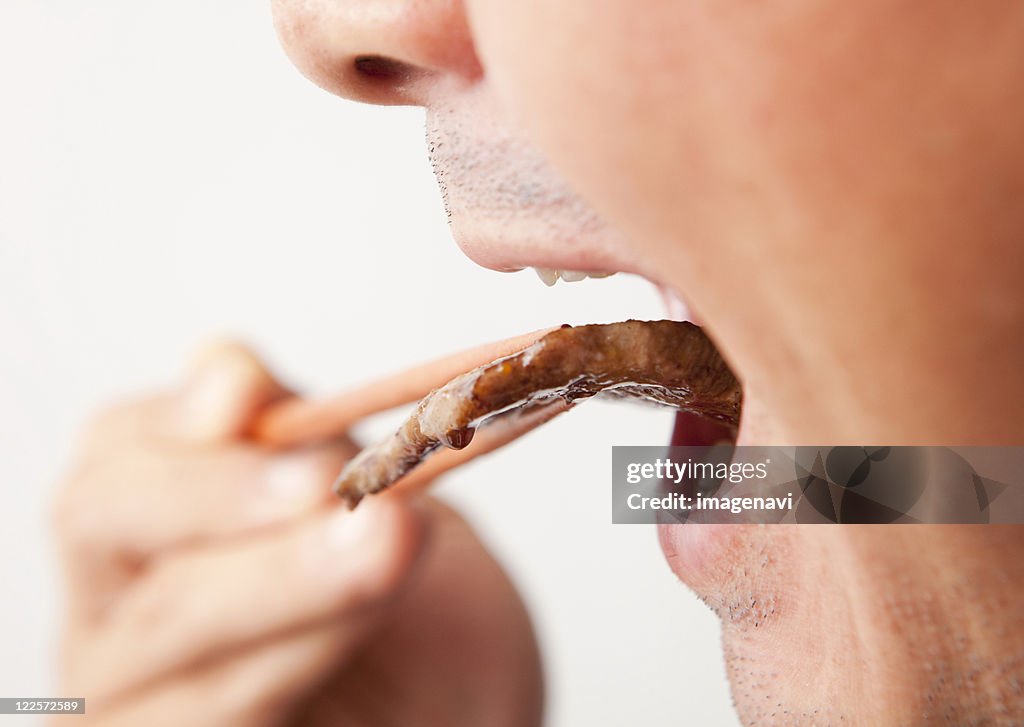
[49,465,94,540]
[81,400,132,436]
[260,447,340,502]
[78,394,165,450]
[113,563,181,636]
[49,455,117,546]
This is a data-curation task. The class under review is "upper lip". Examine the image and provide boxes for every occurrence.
[453,235,650,280]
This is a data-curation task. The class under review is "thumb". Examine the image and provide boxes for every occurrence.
[170,340,289,443]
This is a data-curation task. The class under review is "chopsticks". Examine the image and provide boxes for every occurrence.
[249,326,560,496]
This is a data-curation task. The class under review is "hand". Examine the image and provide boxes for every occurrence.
[51,343,543,726]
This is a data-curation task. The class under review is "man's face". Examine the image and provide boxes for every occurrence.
[272,1,1024,722]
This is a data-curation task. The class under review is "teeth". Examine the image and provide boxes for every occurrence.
[533,267,559,286]
[530,268,617,286]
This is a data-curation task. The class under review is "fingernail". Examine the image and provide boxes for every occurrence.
[244,452,332,525]
[264,451,332,500]
[323,499,385,553]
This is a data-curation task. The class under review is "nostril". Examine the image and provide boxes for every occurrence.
[353,55,418,84]
[350,55,430,104]
[273,0,479,107]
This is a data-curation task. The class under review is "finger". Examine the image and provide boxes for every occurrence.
[392,399,573,496]
[56,440,356,563]
[169,340,290,444]
[252,327,557,447]
[71,495,427,699]
[75,341,289,454]
[54,440,356,626]
[75,395,171,456]
[61,619,370,727]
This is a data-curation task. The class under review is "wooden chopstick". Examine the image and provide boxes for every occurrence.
[250,326,557,449]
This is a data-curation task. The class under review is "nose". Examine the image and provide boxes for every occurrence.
[272,0,482,106]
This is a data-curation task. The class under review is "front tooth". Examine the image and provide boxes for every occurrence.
[559,270,588,282]
[533,267,559,286]
[586,271,615,279]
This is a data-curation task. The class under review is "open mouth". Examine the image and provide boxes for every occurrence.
[312,96,750,506]
[332,268,743,506]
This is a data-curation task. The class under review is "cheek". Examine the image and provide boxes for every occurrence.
[461,0,782,261]
[463,0,1017,264]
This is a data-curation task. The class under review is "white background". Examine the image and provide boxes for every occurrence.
[0,4,738,725]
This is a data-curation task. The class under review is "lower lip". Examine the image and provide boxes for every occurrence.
[656,393,739,583]
[651,280,738,581]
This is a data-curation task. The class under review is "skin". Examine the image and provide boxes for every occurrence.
[53,0,1024,724]
[51,345,542,726]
